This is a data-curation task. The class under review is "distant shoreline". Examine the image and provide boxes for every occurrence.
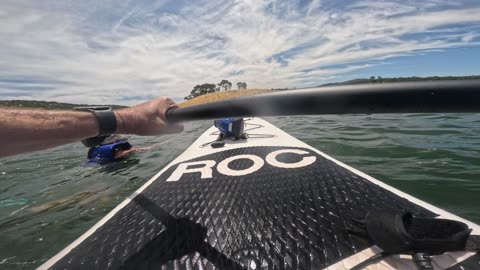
[0,100,127,110]
[315,75,480,88]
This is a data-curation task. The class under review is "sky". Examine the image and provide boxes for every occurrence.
[0,0,479,105]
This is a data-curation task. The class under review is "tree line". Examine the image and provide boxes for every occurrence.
[184,80,248,100]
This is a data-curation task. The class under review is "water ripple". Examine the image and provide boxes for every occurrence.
[1,115,479,268]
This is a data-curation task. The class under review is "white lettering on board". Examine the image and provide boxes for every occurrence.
[166,160,216,182]
[166,149,317,181]
[217,154,265,176]
[266,149,316,169]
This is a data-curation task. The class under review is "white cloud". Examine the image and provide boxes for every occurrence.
[0,0,479,104]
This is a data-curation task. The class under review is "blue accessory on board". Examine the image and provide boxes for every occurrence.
[214,118,245,139]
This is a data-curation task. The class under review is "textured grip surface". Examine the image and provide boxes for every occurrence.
[51,146,435,269]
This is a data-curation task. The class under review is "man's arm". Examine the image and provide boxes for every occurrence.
[0,97,183,157]
[114,148,138,159]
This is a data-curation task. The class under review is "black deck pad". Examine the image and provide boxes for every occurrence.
[51,146,436,270]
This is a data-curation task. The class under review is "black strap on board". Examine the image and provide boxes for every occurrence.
[348,211,480,270]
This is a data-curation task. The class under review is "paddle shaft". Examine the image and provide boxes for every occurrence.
[166,80,480,122]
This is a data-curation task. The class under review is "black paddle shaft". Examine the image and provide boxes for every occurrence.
[166,80,480,122]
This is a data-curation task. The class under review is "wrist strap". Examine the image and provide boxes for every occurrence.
[74,106,118,147]
[92,110,117,137]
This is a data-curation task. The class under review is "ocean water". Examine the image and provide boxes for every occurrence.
[0,114,479,268]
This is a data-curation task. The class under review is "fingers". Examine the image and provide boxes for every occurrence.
[164,97,177,107]
[159,97,178,110]
[163,98,183,134]
[162,98,181,124]
[125,96,184,136]
[166,100,180,112]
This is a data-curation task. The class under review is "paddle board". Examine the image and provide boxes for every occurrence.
[40,118,480,269]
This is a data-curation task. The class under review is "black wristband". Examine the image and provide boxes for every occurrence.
[74,106,118,141]
[92,110,117,136]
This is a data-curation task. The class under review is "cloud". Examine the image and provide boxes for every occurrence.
[0,0,479,104]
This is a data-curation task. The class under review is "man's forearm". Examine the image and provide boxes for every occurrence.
[0,97,183,158]
[0,108,100,157]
